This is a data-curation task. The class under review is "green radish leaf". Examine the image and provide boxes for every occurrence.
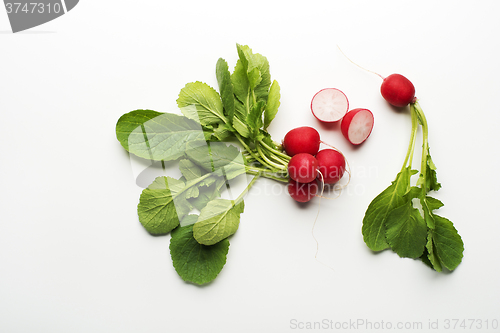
[264,80,280,129]
[232,118,250,138]
[177,81,227,126]
[252,53,271,103]
[180,214,199,227]
[115,110,207,161]
[179,159,203,181]
[246,100,265,138]
[231,44,271,137]
[420,244,434,270]
[189,178,226,211]
[236,44,261,89]
[385,201,428,259]
[216,58,235,125]
[170,224,229,285]
[193,199,245,245]
[179,159,218,190]
[425,196,444,210]
[425,232,443,272]
[231,59,251,121]
[229,60,252,139]
[426,153,441,192]
[184,186,199,199]
[236,44,271,102]
[431,215,464,271]
[362,167,414,251]
[403,185,421,201]
[116,109,162,152]
[186,142,247,180]
[420,195,444,229]
[213,123,234,141]
[137,176,194,235]
[261,132,279,150]
[417,147,441,192]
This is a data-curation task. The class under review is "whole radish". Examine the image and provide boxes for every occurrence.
[380,74,415,107]
[283,126,320,156]
[287,153,318,183]
[288,179,319,203]
[337,47,415,108]
[316,149,346,184]
[338,47,464,271]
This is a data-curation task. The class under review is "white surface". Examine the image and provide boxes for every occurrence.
[1,1,499,332]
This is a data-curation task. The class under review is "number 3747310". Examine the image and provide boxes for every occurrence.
[5,2,62,14]
[443,319,499,330]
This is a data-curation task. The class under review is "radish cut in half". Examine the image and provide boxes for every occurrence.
[341,108,374,145]
[311,88,349,122]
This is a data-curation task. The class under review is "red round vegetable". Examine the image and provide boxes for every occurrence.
[341,108,374,145]
[287,179,318,203]
[283,126,320,156]
[380,74,415,107]
[316,149,346,184]
[287,153,319,183]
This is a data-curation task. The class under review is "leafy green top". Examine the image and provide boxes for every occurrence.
[362,101,463,272]
[116,44,289,284]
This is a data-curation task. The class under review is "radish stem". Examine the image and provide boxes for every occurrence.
[256,144,287,170]
[258,139,291,161]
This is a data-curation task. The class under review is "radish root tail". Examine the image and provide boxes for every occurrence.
[312,170,335,272]
[312,170,325,259]
[336,45,385,80]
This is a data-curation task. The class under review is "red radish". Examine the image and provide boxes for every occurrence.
[341,108,374,145]
[336,47,416,107]
[283,126,320,156]
[316,149,346,184]
[311,88,349,122]
[288,153,318,183]
[380,74,415,107]
[287,179,319,203]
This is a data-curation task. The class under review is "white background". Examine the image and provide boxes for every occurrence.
[1,1,499,332]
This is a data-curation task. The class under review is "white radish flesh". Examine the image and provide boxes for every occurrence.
[341,108,374,145]
[311,88,349,122]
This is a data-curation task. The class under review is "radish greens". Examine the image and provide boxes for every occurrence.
[362,101,464,271]
[116,44,290,285]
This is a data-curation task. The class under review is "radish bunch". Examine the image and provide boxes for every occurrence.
[332,48,464,272]
[283,127,346,202]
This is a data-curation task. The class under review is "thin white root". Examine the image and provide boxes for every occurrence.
[312,170,324,259]
[336,45,385,80]
[311,170,335,272]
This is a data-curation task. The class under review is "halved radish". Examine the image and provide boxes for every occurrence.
[311,88,349,122]
[341,108,374,145]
